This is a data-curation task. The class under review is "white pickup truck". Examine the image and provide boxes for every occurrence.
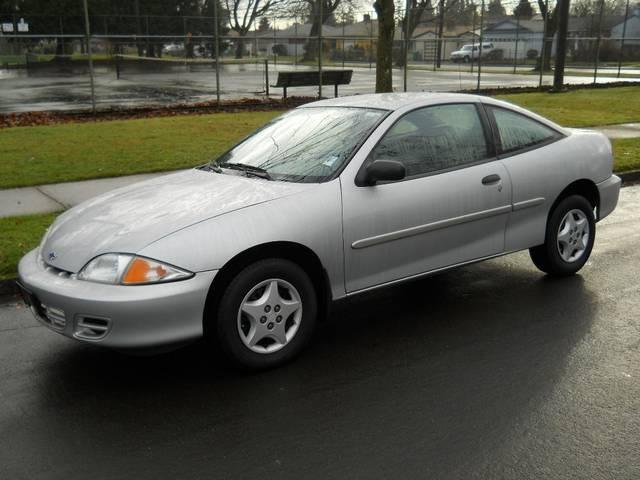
[450,43,494,63]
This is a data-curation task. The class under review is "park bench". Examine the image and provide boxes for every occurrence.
[272,70,353,99]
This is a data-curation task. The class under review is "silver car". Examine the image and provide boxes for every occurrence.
[18,93,621,369]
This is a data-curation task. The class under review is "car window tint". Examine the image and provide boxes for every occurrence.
[491,107,557,154]
[372,104,489,177]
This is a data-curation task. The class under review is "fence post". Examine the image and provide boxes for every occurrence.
[593,0,605,84]
[265,59,269,96]
[213,0,221,103]
[82,0,97,113]
[617,0,631,78]
[369,17,373,70]
[342,21,345,69]
[318,0,323,98]
[476,0,485,93]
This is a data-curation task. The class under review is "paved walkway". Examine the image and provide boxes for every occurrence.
[590,123,640,139]
[0,171,177,218]
[1,124,639,218]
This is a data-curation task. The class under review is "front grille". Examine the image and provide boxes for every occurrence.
[44,264,76,280]
[74,316,110,340]
[39,303,67,330]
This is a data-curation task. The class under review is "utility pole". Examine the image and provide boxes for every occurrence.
[476,0,485,92]
[135,0,142,56]
[436,0,445,68]
[553,0,571,91]
[616,0,630,78]
[593,0,605,84]
[213,0,221,103]
[538,0,549,88]
[404,0,410,91]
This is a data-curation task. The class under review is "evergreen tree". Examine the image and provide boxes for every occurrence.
[513,0,534,19]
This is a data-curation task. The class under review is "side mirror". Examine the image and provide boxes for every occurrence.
[364,160,406,185]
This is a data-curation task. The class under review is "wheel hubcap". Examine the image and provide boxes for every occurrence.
[557,209,589,263]
[237,278,302,354]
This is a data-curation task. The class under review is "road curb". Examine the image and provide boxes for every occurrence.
[620,170,640,184]
[1,172,638,297]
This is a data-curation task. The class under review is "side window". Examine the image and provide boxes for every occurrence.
[490,107,558,154]
[372,104,489,177]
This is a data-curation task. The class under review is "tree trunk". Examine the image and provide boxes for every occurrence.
[536,1,559,71]
[235,37,245,59]
[304,19,321,61]
[374,0,395,93]
[54,38,70,60]
[304,1,334,62]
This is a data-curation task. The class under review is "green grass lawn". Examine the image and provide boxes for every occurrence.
[1,137,639,282]
[0,212,58,281]
[496,86,640,127]
[612,138,640,172]
[1,87,640,190]
[0,111,280,189]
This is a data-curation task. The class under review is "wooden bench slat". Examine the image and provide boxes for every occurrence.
[272,70,353,98]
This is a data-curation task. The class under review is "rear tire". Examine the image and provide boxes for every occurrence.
[529,195,595,276]
[213,258,318,370]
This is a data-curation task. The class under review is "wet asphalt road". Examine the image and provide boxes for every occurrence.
[1,186,639,479]
[1,63,638,113]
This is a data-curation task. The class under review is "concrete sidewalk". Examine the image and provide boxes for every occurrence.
[0,171,179,218]
[1,123,639,219]
[589,123,640,139]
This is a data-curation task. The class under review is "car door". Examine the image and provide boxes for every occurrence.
[341,102,513,293]
[483,104,566,253]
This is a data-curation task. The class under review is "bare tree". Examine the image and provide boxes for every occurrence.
[283,0,356,61]
[224,0,280,57]
[374,0,395,92]
[536,0,559,71]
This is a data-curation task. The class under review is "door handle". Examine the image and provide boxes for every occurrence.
[482,174,501,185]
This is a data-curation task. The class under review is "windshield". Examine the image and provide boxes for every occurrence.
[461,45,473,51]
[212,107,387,183]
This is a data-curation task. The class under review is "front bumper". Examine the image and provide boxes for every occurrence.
[597,174,621,221]
[18,249,217,349]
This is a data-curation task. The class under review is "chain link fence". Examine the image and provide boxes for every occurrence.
[1,1,640,113]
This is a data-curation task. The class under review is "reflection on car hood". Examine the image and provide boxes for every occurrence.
[41,169,312,273]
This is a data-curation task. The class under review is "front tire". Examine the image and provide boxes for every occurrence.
[214,259,318,369]
[529,195,595,276]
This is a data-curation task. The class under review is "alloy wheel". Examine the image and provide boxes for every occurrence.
[236,278,302,354]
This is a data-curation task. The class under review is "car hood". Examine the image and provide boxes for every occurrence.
[41,169,312,273]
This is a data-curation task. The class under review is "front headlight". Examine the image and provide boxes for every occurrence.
[78,254,193,285]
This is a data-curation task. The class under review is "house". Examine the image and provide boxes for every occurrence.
[481,18,544,60]
[611,4,640,47]
[255,23,342,57]
[410,25,478,62]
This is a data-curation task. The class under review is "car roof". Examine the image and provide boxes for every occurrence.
[299,92,568,134]
[300,92,487,111]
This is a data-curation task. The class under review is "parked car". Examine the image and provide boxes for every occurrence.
[450,42,494,62]
[18,93,620,369]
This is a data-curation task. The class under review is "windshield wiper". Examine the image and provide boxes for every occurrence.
[220,162,273,180]
[199,163,223,173]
